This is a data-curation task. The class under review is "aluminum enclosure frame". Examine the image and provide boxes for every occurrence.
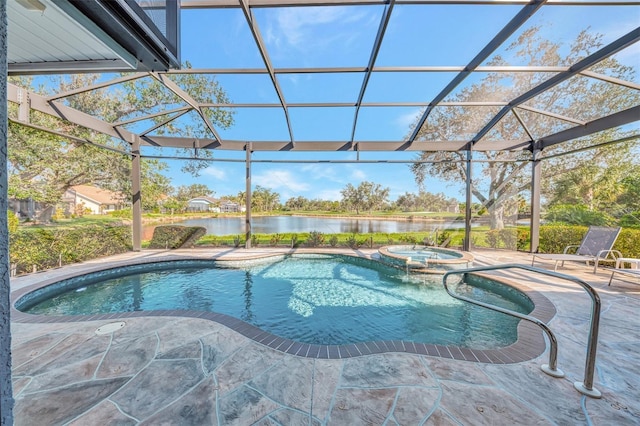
[5,0,640,252]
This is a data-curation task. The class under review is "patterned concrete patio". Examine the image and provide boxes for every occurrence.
[9,248,640,425]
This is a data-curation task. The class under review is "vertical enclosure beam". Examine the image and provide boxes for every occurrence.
[464,150,473,251]
[530,147,542,253]
[17,88,28,123]
[1,2,15,423]
[245,143,252,249]
[131,136,142,252]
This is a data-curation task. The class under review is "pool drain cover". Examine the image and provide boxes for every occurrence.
[95,322,126,335]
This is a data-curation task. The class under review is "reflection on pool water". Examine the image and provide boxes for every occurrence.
[18,254,532,348]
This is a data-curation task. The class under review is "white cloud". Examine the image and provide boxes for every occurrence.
[253,169,310,192]
[315,189,342,201]
[349,168,367,181]
[276,7,349,47]
[300,164,345,183]
[265,7,374,56]
[395,108,422,131]
[203,166,226,180]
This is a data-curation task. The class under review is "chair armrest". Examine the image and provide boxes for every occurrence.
[563,245,580,254]
[596,250,622,261]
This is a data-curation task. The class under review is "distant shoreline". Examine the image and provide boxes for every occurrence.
[143,212,463,225]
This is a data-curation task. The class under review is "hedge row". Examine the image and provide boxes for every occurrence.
[8,224,638,276]
[196,231,456,249]
[9,225,131,275]
[539,225,640,258]
[148,225,207,249]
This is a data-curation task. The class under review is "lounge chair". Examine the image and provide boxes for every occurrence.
[531,226,622,273]
[608,258,640,286]
[609,268,640,286]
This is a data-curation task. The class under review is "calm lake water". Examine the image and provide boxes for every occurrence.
[145,216,467,237]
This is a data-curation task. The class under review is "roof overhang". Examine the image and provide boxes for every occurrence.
[7,0,180,74]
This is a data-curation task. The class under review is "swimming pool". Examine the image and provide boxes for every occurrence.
[16,254,532,349]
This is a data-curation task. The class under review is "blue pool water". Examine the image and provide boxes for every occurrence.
[18,255,533,348]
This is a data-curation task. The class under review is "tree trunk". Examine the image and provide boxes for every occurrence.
[488,203,505,230]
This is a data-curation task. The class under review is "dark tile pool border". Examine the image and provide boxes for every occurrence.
[10,252,557,364]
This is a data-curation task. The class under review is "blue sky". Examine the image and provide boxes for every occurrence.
[159,4,639,202]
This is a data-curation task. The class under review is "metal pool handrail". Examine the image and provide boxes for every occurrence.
[442,264,602,399]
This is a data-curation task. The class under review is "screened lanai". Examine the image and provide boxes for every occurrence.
[4,0,640,252]
[2,2,640,424]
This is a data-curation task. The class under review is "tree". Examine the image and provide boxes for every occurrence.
[140,161,172,212]
[618,170,640,212]
[162,197,186,215]
[174,184,215,203]
[8,122,129,207]
[340,183,364,214]
[340,181,390,214]
[394,191,459,212]
[8,122,173,217]
[252,186,280,212]
[410,27,638,229]
[284,196,309,211]
[7,68,234,218]
[546,161,631,212]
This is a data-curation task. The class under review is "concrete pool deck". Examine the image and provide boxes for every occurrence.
[8,248,640,425]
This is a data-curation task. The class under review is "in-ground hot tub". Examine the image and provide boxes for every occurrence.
[378,245,474,273]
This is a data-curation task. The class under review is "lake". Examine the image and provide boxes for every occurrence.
[145,215,467,237]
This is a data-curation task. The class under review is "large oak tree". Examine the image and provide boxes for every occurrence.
[410,28,638,229]
[8,67,234,218]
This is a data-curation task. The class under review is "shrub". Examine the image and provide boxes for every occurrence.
[544,204,613,226]
[517,228,530,251]
[233,235,242,248]
[291,234,299,248]
[270,233,283,246]
[346,234,364,249]
[539,225,640,258]
[52,208,66,221]
[148,225,206,249]
[399,234,417,244]
[422,235,435,246]
[7,211,19,234]
[613,228,640,258]
[251,234,260,246]
[367,235,374,248]
[9,225,131,275]
[619,212,640,229]
[436,230,451,247]
[329,235,339,247]
[538,225,587,254]
[485,229,500,248]
[306,231,325,247]
[498,229,517,250]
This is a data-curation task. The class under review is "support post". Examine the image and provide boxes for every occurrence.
[0,2,15,422]
[464,150,473,251]
[530,146,542,253]
[17,88,28,123]
[131,136,142,251]
[245,143,252,249]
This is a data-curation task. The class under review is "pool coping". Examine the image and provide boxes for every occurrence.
[10,251,556,364]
